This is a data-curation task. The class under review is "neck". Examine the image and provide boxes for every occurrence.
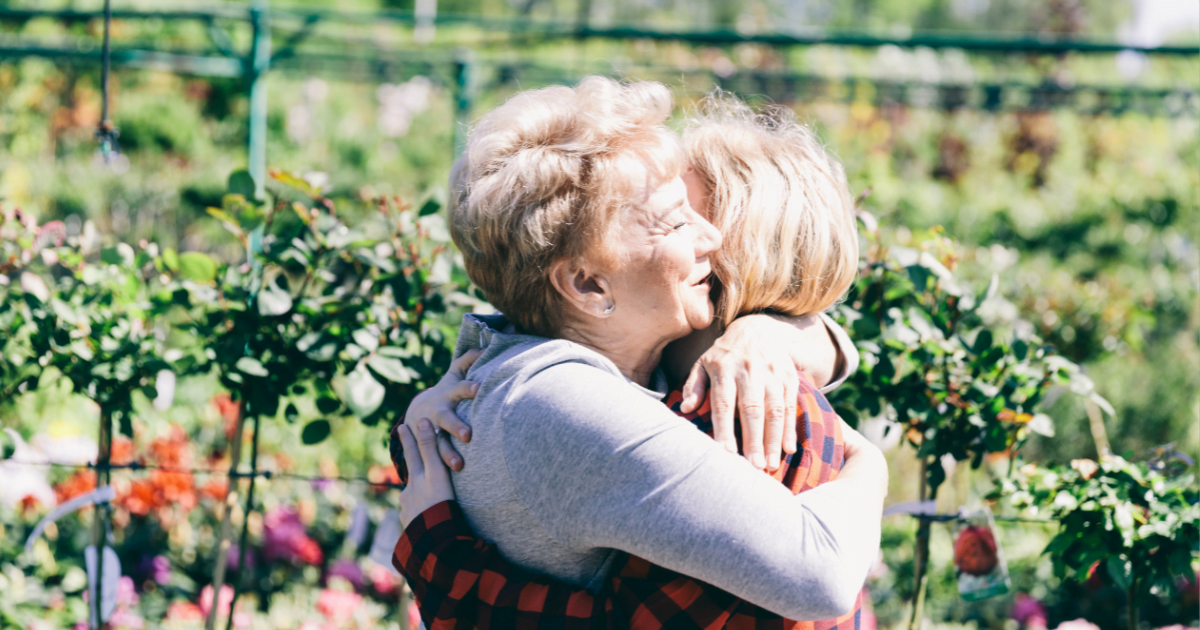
[661,321,723,389]
[558,321,668,388]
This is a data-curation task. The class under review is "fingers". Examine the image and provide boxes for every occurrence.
[782,376,798,456]
[762,378,787,471]
[415,420,448,480]
[736,372,766,470]
[396,423,423,479]
[679,363,709,413]
[449,348,483,378]
[708,369,738,455]
[437,430,463,471]
[433,388,476,442]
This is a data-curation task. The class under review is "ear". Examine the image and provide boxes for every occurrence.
[549,257,613,319]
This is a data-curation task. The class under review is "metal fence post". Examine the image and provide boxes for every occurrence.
[247,0,271,198]
[453,47,476,158]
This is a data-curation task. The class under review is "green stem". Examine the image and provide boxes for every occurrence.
[910,457,939,630]
[226,412,262,630]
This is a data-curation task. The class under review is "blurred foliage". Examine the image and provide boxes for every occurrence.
[831,226,1108,496]
[996,452,1199,624]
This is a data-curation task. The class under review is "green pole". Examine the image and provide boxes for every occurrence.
[247,0,271,198]
[453,47,475,158]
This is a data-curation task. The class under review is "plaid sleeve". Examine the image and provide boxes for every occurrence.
[393,501,623,630]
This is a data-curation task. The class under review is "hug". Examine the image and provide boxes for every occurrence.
[391,76,889,629]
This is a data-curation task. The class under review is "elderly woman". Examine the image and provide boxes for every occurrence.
[394,77,887,623]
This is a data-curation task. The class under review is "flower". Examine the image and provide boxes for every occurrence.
[1012,593,1047,629]
[212,394,242,441]
[165,601,203,621]
[317,587,363,627]
[263,505,325,566]
[1070,458,1099,480]
[369,564,400,596]
[199,585,234,619]
[1053,620,1099,630]
[325,559,365,592]
[953,525,998,576]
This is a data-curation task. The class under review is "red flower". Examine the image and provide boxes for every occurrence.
[954,525,998,576]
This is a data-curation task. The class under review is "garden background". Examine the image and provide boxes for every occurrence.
[0,0,1197,629]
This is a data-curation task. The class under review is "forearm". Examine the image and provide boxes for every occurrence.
[394,501,622,629]
[511,365,883,620]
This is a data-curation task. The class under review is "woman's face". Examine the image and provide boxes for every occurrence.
[602,172,723,341]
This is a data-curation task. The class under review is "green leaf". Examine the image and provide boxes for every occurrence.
[346,365,385,418]
[257,283,293,316]
[228,169,258,199]
[301,419,331,445]
[418,197,442,216]
[316,396,341,415]
[235,356,269,377]
[368,354,412,383]
[162,248,180,271]
[1028,413,1055,437]
[973,330,993,354]
[352,329,380,352]
[0,431,15,460]
[178,252,219,283]
[100,246,123,265]
[1106,555,1132,590]
[927,459,947,495]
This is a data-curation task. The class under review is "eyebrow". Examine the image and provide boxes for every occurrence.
[653,198,686,223]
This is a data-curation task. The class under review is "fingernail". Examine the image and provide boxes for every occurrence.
[751,454,766,469]
[768,454,780,470]
[471,383,480,394]
[418,418,432,431]
[459,429,470,441]
[451,458,461,467]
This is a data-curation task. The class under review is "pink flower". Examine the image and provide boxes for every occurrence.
[263,506,325,566]
[1013,593,1048,629]
[317,588,363,627]
[108,606,145,630]
[369,564,400,596]
[199,584,235,619]
[116,576,139,608]
[1054,620,1100,630]
[407,601,421,629]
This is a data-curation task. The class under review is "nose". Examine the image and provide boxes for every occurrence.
[692,211,722,259]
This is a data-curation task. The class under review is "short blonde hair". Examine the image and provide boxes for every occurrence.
[450,76,683,337]
[685,94,859,326]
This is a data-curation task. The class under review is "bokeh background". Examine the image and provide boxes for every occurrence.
[1,1,1197,629]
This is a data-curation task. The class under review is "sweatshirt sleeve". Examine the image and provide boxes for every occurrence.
[818,312,859,394]
[501,362,879,621]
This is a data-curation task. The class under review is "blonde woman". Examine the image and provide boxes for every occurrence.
[393,80,884,628]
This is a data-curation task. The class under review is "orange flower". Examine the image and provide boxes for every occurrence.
[200,478,229,502]
[54,470,98,503]
[120,479,158,516]
[110,436,136,466]
[212,394,242,441]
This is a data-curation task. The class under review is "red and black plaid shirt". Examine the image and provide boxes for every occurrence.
[393,372,863,630]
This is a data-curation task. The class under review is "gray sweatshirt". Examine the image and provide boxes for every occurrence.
[447,313,878,621]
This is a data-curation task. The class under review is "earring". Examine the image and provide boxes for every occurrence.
[602,302,616,316]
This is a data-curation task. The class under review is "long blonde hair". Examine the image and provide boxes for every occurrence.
[685,93,859,326]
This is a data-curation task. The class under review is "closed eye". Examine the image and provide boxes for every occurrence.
[673,221,689,230]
